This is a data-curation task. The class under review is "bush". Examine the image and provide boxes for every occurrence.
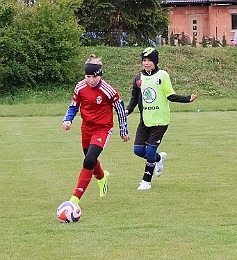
[222,34,227,47]
[170,31,175,46]
[180,32,187,46]
[0,0,83,94]
[211,36,218,47]
[191,36,197,47]
[201,35,207,48]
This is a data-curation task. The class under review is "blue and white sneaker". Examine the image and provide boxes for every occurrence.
[154,152,167,177]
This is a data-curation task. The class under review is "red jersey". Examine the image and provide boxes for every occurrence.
[70,79,120,127]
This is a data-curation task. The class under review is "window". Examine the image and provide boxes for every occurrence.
[193,26,197,30]
[193,20,197,24]
[232,15,237,30]
[193,32,197,36]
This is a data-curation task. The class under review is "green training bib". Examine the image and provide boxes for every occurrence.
[141,70,176,126]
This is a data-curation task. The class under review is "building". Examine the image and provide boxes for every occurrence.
[161,0,237,45]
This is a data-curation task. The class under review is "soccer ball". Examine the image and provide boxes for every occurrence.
[57,201,81,223]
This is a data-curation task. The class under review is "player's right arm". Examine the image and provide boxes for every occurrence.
[63,121,72,131]
[63,83,81,130]
[63,105,79,131]
[126,74,141,115]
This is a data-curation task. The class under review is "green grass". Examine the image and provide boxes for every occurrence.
[0,97,236,118]
[1,46,237,105]
[0,111,236,259]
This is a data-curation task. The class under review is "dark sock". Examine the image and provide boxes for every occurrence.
[143,161,156,182]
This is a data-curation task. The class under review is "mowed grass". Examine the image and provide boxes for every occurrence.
[0,111,237,259]
[0,97,236,118]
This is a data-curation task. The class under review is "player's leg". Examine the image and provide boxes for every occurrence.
[138,125,168,190]
[70,144,103,204]
[134,122,149,158]
[82,148,104,180]
[151,125,168,177]
[137,144,157,190]
[70,125,98,204]
[134,122,152,190]
[155,152,167,177]
[84,147,105,180]
[89,127,113,197]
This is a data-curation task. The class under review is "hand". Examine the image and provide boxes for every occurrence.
[63,121,71,131]
[125,109,129,116]
[190,94,197,102]
[121,133,131,142]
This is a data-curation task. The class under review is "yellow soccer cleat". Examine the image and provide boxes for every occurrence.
[69,195,80,205]
[97,170,110,198]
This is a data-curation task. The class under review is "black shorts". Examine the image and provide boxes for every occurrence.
[134,121,168,146]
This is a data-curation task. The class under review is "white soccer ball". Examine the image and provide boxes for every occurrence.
[57,201,81,223]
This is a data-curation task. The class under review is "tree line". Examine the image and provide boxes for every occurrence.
[0,0,168,94]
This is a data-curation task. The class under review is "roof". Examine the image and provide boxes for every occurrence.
[161,0,237,5]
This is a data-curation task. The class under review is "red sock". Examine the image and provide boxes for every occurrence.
[73,168,93,199]
[93,160,104,180]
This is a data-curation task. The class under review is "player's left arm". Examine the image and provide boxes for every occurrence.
[167,93,197,103]
[112,98,130,141]
[162,71,197,103]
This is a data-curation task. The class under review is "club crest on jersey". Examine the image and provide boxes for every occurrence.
[96,96,102,104]
[156,78,162,85]
[143,87,156,103]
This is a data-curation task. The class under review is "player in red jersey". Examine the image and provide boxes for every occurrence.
[63,54,130,205]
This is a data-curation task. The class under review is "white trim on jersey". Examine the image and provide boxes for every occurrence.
[103,127,114,149]
[74,80,87,94]
[102,80,116,95]
[99,80,116,99]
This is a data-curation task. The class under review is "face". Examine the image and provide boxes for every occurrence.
[85,75,101,88]
[142,58,155,72]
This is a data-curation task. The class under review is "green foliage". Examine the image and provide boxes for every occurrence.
[76,0,169,46]
[180,31,187,46]
[201,34,207,48]
[222,34,227,47]
[191,35,197,47]
[169,31,175,46]
[0,4,16,27]
[211,36,218,47]
[0,0,83,94]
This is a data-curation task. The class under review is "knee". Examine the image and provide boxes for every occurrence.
[83,157,96,170]
[134,145,146,158]
[146,144,157,161]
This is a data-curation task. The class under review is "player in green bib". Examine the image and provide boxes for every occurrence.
[126,47,197,190]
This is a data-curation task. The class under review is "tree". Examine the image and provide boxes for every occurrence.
[180,32,187,46]
[201,35,207,48]
[75,0,169,46]
[170,31,175,46]
[0,0,83,94]
[191,35,197,47]
[222,34,227,47]
[211,36,217,47]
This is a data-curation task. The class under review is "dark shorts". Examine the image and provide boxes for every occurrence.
[134,121,168,146]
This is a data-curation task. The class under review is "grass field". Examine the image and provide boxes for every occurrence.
[1,46,237,105]
[0,109,236,259]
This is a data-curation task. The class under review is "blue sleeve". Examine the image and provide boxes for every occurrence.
[63,105,79,122]
[113,100,129,137]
